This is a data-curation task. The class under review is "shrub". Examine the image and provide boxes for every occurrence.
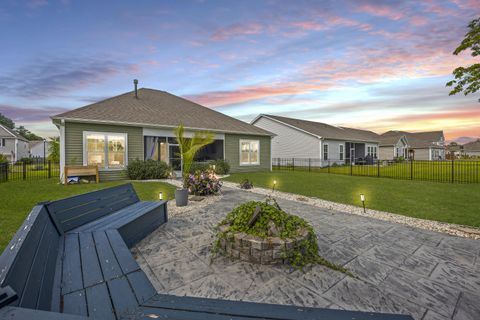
[127,160,171,180]
[189,162,210,174]
[0,154,8,164]
[186,171,222,196]
[211,159,230,175]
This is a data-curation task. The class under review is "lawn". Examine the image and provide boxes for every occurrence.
[0,179,175,252]
[224,171,480,228]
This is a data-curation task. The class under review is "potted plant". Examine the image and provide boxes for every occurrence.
[174,124,214,206]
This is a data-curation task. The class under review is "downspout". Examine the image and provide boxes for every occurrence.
[14,139,18,162]
[59,119,66,183]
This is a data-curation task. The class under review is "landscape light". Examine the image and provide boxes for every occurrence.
[360,194,366,213]
[159,192,163,201]
[273,180,277,192]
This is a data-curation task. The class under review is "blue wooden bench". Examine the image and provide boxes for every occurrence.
[0,183,414,320]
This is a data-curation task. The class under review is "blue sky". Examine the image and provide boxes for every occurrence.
[0,0,479,140]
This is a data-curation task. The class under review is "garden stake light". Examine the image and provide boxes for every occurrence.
[273,180,277,192]
[360,194,366,213]
[159,192,163,201]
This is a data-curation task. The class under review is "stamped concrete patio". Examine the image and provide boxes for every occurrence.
[131,188,480,320]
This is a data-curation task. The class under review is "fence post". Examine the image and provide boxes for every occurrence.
[350,160,353,176]
[377,160,380,177]
[410,160,413,180]
[48,160,52,179]
[292,158,295,171]
[22,161,26,180]
[308,158,311,172]
[451,159,454,183]
[328,161,330,173]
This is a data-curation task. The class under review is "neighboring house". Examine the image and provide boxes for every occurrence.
[381,130,445,160]
[251,114,379,166]
[51,87,273,182]
[0,124,30,162]
[378,132,409,160]
[446,142,463,158]
[463,139,480,157]
[29,140,52,158]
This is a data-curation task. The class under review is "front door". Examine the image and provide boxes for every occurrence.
[350,146,356,164]
[169,145,181,171]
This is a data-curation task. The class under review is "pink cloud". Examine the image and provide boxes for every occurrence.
[210,22,264,41]
[185,82,333,107]
[410,16,428,26]
[290,21,326,31]
[355,3,405,20]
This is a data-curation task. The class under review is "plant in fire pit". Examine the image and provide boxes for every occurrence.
[213,197,352,274]
[186,170,222,196]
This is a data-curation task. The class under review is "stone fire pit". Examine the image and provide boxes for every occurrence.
[216,224,312,265]
[212,198,331,270]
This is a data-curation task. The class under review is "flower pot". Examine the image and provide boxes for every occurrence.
[175,188,189,207]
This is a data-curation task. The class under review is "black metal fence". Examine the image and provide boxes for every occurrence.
[272,158,480,184]
[0,159,60,183]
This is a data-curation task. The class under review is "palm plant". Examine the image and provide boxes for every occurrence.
[174,124,214,188]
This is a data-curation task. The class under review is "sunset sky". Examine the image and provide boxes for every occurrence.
[0,0,479,141]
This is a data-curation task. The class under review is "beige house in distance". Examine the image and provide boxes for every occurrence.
[378,132,409,160]
[463,139,480,157]
[0,124,30,162]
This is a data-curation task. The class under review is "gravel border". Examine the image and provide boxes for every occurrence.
[220,181,480,240]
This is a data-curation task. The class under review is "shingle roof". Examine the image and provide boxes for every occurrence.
[259,114,379,142]
[0,125,28,141]
[378,131,407,146]
[52,88,273,136]
[463,139,480,152]
[382,130,444,148]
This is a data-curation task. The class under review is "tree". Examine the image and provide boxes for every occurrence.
[0,112,15,129]
[174,124,214,188]
[15,126,43,141]
[48,137,60,162]
[446,17,480,98]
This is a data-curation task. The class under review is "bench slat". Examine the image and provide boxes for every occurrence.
[3,210,50,307]
[85,283,115,320]
[79,233,103,288]
[0,306,88,320]
[129,306,258,320]
[62,234,83,294]
[107,276,139,317]
[62,290,87,317]
[106,229,139,274]
[144,294,414,320]
[126,270,156,304]
[20,221,59,310]
[92,231,122,281]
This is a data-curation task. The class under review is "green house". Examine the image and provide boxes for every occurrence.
[52,87,273,182]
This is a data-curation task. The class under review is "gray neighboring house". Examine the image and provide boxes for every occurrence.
[251,114,379,166]
[29,140,52,159]
[378,132,409,160]
[52,87,273,182]
[0,124,30,162]
[463,139,480,157]
[393,131,445,160]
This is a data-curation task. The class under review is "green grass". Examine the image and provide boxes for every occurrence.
[0,179,175,252]
[224,171,480,228]
[274,160,480,183]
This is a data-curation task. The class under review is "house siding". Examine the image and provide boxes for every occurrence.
[64,122,143,181]
[412,148,430,160]
[224,134,271,173]
[320,139,345,165]
[0,138,16,161]
[379,146,394,160]
[253,117,320,159]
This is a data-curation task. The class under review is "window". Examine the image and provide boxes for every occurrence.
[84,132,127,169]
[374,146,377,158]
[145,136,167,162]
[240,140,259,165]
[339,145,344,160]
[323,144,328,160]
[0,138,5,147]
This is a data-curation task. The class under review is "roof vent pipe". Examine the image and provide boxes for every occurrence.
[133,79,138,98]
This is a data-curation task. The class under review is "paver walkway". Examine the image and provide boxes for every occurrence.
[132,188,480,320]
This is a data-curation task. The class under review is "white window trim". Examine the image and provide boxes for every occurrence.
[0,138,4,147]
[83,131,128,170]
[239,139,260,166]
[323,143,329,160]
[339,144,344,160]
